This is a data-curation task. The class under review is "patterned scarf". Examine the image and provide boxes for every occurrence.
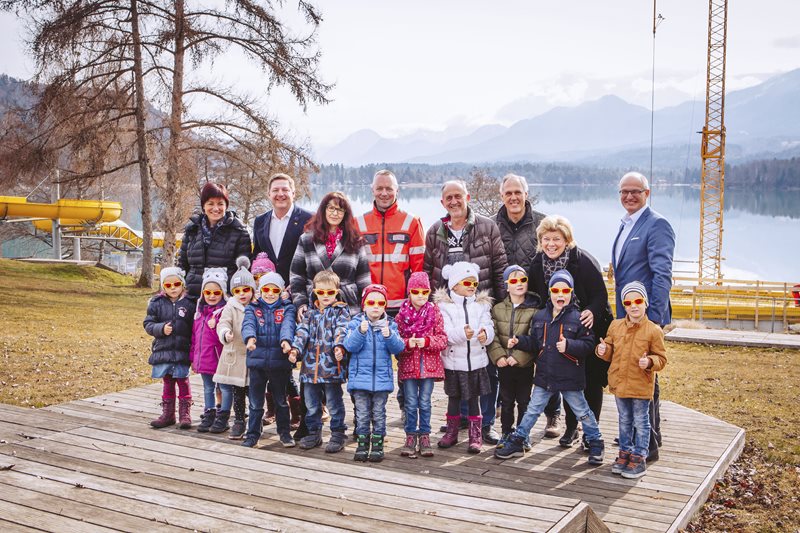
[395,300,437,338]
[543,247,570,286]
[200,215,216,247]
[325,227,342,259]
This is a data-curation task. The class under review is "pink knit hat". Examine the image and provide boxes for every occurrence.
[361,284,388,308]
[251,252,275,276]
[407,271,430,292]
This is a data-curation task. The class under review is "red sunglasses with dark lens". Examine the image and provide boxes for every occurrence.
[203,289,223,297]
[409,288,430,296]
[549,287,573,295]
[460,280,478,288]
[163,281,183,289]
[232,287,252,295]
[623,298,645,307]
[364,299,387,307]
[507,276,528,285]
[261,287,282,294]
[314,288,338,297]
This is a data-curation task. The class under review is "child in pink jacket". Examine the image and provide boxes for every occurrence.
[394,272,447,458]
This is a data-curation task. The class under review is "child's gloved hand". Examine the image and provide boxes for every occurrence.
[224,331,234,343]
[288,349,298,364]
[334,346,345,361]
[639,352,650,370]
[477,328,487,345]
[246,338,256,351]
[163,322,173,336]
[359,319,369,334]
[281,340,291,354]
[597,337,607,356]
[507,336,519,349]
[507,356,518,367]
[464,325,474,340]
[556,334,567,353]
[381,324,390,338]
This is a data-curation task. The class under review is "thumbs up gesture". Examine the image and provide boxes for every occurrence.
[464,325,474,340]
[597,337,607,356]
[556,333,567,353]
[477,328,487,344]
[639,352,651,369]
[507,336,519,349]
[359,318,369,333]
[381,324,391,338]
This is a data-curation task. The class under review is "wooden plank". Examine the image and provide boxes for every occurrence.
[0,497,114,533]
[0,519,44,533]
[0,404,86,433]
[549,502,611,533]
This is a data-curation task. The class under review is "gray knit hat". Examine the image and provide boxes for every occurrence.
[503,264,527,283]
[621,281,648,306]
[549,269,574,288]
[258,272,286,292]
[160,266,186,286]
[202,267,228,295]
[230,256,257,292]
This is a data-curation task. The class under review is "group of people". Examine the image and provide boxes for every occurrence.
[143,168,675,479]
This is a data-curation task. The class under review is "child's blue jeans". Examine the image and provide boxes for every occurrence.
[304,382,346,434]
[403,378,435,434]
[352,390,389,436]
[615,397,651,458]
[200,373,229,411]
[514,387,602,443]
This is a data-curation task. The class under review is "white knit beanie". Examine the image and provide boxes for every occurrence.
[441,261,480,290]
[160,266,186,286]
[258,272,286,292]
[202,267,228,294]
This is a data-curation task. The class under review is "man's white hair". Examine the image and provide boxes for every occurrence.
[440,179,469,196]
[500,173,528,193]
[618,171,650,190]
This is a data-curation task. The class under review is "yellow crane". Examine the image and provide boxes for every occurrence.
[698,0,728,283]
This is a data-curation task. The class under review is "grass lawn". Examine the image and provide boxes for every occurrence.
[0,258,797,531]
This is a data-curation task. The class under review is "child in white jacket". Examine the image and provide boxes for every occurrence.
[434,261,495,454]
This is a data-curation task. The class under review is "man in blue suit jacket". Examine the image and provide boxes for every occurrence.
[252,173,313,286]
[612,171,675,462]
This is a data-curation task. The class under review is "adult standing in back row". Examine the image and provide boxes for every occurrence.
[424,179,508,444]
[612,171,675,462]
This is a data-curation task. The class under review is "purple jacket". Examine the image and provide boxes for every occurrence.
[190,301,226,374]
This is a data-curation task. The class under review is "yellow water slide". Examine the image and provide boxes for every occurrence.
[30,218,180,249]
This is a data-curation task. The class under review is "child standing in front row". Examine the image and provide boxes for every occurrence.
[495,269,604,465]
[215,256,256,440]
[343,284,405,463]
[435,261,495,454]
[289,270,351,453]
[191,268,228,433]
[488,265,541,450]
[395,272,447,458]
[596,281,666,479]
[144,267,196,429]
[241,269,297,448]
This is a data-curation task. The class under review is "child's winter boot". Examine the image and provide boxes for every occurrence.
[368,434,385,462]
[151,398,176,428]
[437,415,461,448]
[177,397,192,429]
[209,410,231,434]
[197,408,216,433]
[354,434,370,461]
[467,415,483,454]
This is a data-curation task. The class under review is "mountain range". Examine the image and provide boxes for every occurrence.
[319,69,800,168]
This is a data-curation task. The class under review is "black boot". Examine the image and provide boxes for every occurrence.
[230,388,247,439]
[209,410,231,434]
[197,408,216,433]
[368,434,385,462]
[354,434,370,462]
[559,425,579,448]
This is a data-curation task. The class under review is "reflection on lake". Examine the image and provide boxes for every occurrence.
[299,184,800,282]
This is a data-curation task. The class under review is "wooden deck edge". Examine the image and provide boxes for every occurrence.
[666,427,746,533]
[548,502,610,533]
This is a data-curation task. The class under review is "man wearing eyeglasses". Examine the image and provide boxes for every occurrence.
[612,171,675,462]
[252,173,314,285]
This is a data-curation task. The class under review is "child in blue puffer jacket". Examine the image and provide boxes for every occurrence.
[343,284,405,463]
[241,271,297,448]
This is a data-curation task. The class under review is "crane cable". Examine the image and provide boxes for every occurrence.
[649,1,665,208]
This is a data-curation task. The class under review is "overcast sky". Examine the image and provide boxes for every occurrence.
[2,1,799,150]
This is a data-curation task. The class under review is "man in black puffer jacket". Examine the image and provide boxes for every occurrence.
[492,173,546,274]
[177,183,252,299]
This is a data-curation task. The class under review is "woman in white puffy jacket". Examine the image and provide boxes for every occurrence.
[433,261,495,454]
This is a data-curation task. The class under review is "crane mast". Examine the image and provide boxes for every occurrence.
[698,0,728,283]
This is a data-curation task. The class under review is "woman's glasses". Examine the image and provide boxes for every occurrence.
[162,281,183,289]
[364,299,387,307]
[459,280,478,288]
[261,287,282,294]
[549,287,573,295]
[623,298,645,307]
[203,289,223,297]
[326,205,345,215]
[231,287,252,295]
[409,288,430,296]
[314,288,339,296]
[507,276,528,285]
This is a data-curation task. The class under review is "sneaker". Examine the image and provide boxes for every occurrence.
[229,419,246,440]
[581,434,590,453]
[325,431,347,453]
[559,427,579,448]
[523,438,532,452]
[242,436,258,448]
[621,454,647,479]
[611,450,631,475]
[496,431,512,449]
[400,434,418,458]
[587,439,605,466]
[418,434,434,457]
[279,432,296,448]
[481,425,500,445]
[544,414,562,439]
[299,430,323,450]
[494,434,525,460]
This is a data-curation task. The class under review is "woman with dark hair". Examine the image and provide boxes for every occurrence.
[528,215,613,449]
[178,182,252,299]
[290,191,371,318]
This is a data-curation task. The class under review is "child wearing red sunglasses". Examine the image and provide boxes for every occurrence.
[191,268,228,434]
[395,272,447,458]
[144,267,196,430]
[342,284,405,462]
[596,281,667,480]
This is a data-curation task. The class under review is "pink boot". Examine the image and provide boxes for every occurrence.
[437,415,461,448]
[467,416,483,454]
[151,398,176,428]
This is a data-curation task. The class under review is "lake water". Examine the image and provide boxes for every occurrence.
[300,184,800,283]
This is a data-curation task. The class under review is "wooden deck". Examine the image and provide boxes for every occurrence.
[666,327,800,349]
[0,376,744,533]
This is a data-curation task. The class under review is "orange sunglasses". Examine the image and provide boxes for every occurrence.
[261,287,282,294]
[549,287,573,295]
[507,276,528,285]
[364,299,387,307]
[623,298,645,307]
[314,288,338,296]
[409,288,430,296]
[162,281,183,289]
[460,280,478,288]
[232,287,252,295]
[203,289,223,297]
